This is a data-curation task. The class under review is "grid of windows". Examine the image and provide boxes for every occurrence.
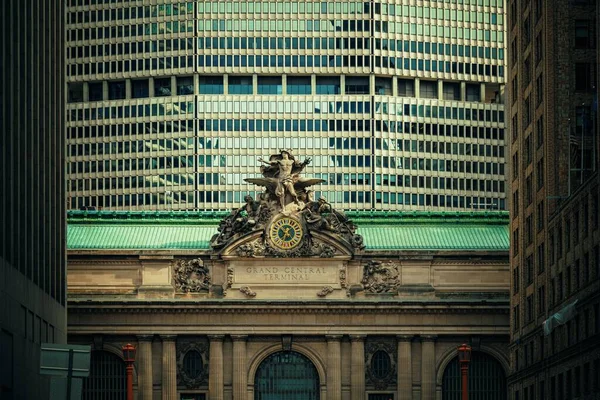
[66,0,507,211]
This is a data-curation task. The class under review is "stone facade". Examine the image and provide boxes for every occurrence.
[67,211,510,400]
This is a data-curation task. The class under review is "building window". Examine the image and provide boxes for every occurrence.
[538,243,545,273]
[419,80,437,99]
[466,84,480,101]
[316,76,340,94]
[443,82,460,100]
[154,78,172,96]
[228,76,253,95]
[513,266,520,294]
[538,285,545,314]
[345,76,370,94]
[82,351,126,399]
[370,350,392,379]
[575,63,594,92]
[442,352,507,400]
[177,76,194,95]
[68,83,84,102]
[575,20,594,49]
[287,76,311,94]
[131,79,149,98]
[397,79,414,97]
[108,81,126,100]
[183,350,203,379]
[375,77,392,95]
[257,76,282,95]
[88,82,103,101]
[526,295,533,323]
[199,76,223,94]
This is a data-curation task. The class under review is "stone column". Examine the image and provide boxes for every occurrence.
[420,336,437,400]
[137,335,154,400]
[350,335,365,400]
[232,335,248,400]
[397,335,413,400]
[209,335,225,400]
[311,74,317,95]
[460,82,466,101]
[327,335,342,400]
[437,80,444,100]
[480,83,486,103]
[414,78,420,98]
[281,75,287,95]
[161,335,177,400]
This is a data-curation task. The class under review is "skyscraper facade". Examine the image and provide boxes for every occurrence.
[1,1,67,399]
[66,0,507,212]
[508,0,600,398]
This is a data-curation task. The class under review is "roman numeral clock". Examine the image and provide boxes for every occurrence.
[268,216,304,250]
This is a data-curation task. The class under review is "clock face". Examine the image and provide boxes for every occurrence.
[269,217,303,250]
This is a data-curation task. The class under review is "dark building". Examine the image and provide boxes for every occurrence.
[508,0,600,398]
[0,1,67,399]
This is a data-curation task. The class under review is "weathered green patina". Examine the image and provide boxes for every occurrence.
[67,210,509,251]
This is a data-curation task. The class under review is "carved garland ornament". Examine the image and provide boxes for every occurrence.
[173,259,211,293]
[316,286,334,297]
[239,286,257,297]
[362,260,400,294]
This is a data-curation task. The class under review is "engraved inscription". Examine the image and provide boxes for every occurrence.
[230,261,342,286]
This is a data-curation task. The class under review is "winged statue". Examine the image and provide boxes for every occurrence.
[244,150,325,211]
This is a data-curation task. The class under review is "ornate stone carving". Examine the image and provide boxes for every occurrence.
[177,341,209,388]
[316,286,334,297]
[239,286,257,297]
[234,237,336,258]
[173,259,210,293]
[362,260,400,294]
[210,150,364,256]
[365,340,397,390]
[226,266,234,288]
[339,266,347,289]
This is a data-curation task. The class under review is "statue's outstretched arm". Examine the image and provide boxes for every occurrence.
[258,157,276,165]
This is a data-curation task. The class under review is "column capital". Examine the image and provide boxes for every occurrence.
[137,335,154,342]
[349,335,366,342]
[231,335,248,342]
[160,334,177,342]
[208,334,225,342]
[325,335,343,341]
[396,334,414,342]
[421,335,437,342]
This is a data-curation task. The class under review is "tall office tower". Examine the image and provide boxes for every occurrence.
[66,0,507,211]
[0,1,67,399]
[508,0,600,398]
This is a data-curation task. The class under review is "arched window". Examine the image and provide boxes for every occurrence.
[254,351,319,400]
[442,351,506,400]
[371,350,392,379]
[183,350,203,379]
[83,350,126,400]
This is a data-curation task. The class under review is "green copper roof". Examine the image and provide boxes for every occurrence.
[67,210,509,251]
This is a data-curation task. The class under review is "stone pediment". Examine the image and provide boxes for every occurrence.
[210,150,364,259]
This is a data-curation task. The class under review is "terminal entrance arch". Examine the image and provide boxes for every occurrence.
[254,351,320,400]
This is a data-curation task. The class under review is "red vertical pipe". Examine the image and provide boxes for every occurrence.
[126,363,134,400]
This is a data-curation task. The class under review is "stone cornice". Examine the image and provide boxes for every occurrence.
[67,301,509,315]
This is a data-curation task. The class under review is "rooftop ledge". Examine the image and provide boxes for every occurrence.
[67,210,509,251]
